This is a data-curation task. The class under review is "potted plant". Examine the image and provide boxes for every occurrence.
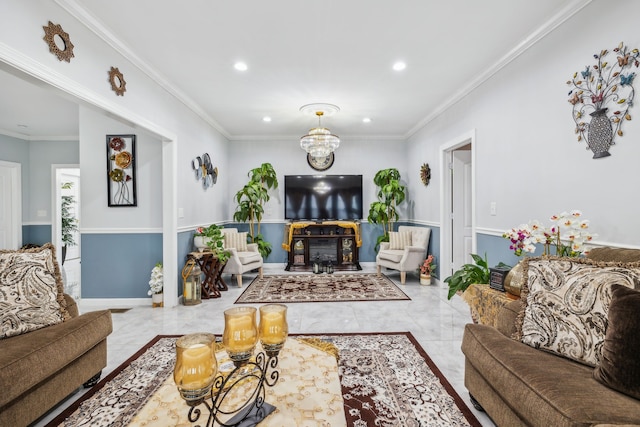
[367,168,406,249]
[60,182,79,265]
[233,163,278,258]
[418,255,437,285]
[444,254,511,299]
[148,262,163,307]
[194,224,230,263]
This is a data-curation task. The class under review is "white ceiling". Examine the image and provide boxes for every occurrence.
[0,0,584,140]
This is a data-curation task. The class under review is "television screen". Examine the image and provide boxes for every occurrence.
[284,175,363,221]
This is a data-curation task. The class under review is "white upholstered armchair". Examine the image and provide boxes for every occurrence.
[376,225,431,285]
[221,228,264,288]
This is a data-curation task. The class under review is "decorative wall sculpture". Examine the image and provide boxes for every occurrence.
[107,135,137,207]
[567,42,639,158]
[109,66,127,96]
[42,21,74,62]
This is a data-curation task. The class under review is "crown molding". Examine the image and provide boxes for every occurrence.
[0,128,79,141]
[406,0,594,139]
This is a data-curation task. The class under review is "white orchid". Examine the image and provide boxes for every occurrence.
[148,262,163,295]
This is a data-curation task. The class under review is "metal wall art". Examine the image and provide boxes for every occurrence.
[107,135,137,207]
[42,21,74,62]
[191,153,218,189]
[109,66,127,96]
[567,41,639,158]
[420,163,431,186]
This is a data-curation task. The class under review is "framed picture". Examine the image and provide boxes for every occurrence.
[106,134,137,207]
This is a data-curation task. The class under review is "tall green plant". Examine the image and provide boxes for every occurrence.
[61,182,78,247]
[233,163,278,258]
[367,168,406,249]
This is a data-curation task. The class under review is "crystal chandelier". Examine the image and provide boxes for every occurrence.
[300,105,340,157]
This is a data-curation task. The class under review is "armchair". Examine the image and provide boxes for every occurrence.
[221,228,264,288]
[376,225,431,284]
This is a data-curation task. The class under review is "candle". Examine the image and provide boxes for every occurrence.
[174,333,217,394]
[223,311,257,352]
[259,304,288,345]
[184,280,192,300]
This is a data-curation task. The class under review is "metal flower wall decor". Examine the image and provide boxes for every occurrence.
[567,41,639,158]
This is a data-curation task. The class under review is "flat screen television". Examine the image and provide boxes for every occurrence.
[284,175,363,221]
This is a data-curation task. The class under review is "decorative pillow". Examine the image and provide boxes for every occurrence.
[0,243,70,339]
[224,232,248,252]
[593,284,640,399]
[515,257,640,367]
[388,231,411,250]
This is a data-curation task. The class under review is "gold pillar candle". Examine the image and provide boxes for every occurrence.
[174,333,217,404]
[223,307,258,353]
[259,304,288,345]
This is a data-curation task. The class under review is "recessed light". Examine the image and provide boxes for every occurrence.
[263,116,272,122]
[392,61,406,71]
[17,124,28,128]
[362,117,371,123]
[234,62,248,71]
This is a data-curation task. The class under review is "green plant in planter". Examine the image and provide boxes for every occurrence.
[444,253,510,300]
[194,224,230,263]
[60,182,78,265]
[367,168,406,249]
[233,163,278,258]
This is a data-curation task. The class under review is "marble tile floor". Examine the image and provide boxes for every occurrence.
[34,264,495,426]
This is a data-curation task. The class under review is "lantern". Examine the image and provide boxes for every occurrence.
[181,258,202,305]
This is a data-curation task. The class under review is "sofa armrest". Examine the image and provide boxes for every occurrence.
[379,242,390,251]
[496,299,522,338]
[64,293,79,318]
[247,243,259,252]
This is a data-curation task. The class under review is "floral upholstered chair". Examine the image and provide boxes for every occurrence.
[220,228,263,288]
[376,226,431,285]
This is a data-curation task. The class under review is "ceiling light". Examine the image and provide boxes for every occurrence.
[362,117,371,123]
[299,104,340,157]
[262,116,272,122]
[234,62,248,71]
[393,61,406,71]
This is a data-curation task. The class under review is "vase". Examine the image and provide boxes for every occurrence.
[420,274,431,286]
[587,108,613,159]
[193,236,210,252]
[503,262,524,297]
[152,293,164,308]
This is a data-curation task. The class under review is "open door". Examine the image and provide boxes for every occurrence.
[54,166,81,300]
[0,160,22,250]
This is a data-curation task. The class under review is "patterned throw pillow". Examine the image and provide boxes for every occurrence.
[224,232,248,252]
[0,243,70,339]
[515,257,640,367]
[388,231,412,250]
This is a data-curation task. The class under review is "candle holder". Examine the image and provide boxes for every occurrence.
[222,307,258,367]
[174,333,218,406]
[259,304,288,357]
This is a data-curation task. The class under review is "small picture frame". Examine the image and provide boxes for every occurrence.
[106,134,137,207]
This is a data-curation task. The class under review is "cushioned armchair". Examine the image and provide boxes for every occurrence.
[376,225,431,284]
[221,228,264,288]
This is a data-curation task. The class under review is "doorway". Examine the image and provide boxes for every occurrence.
[53,166,81,300]
[440,130,476,279]
[0,160,22,249]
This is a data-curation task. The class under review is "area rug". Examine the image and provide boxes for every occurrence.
[235,273,410,304]
[45,333,481,427]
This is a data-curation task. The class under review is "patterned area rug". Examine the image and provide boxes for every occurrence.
[45,333,481,427]
[235,273,410,304]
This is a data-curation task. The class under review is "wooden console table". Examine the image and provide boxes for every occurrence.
[188,252,228,299]
[282,221,362,271]
[461,284,520,327]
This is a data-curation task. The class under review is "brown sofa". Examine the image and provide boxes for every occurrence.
[0,294,112,427]
[461,248,640,427]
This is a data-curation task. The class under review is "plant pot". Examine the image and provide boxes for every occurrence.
[152,293,164,308]
[193,236,210,252]
[420,274,431,286]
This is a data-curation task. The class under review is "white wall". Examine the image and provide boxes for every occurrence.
[408,0,640,247]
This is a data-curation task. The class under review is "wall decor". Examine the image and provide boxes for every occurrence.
[567,41,639,158]
[109,66,127,96]
[307,152,334,171]
[191,153,217,189]
[107,135,137,207]
[420,163,431,186]
[42,21,74,62]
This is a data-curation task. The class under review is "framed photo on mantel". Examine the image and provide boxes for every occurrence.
[106,134,137,207]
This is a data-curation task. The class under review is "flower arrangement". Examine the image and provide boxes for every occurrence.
[194,224,230,263]
[148,262,163,295]
[503,210,596,257]
[419,255,436,276]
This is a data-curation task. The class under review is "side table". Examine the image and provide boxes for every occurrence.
[461,284,520,327]
[188,252,228,299]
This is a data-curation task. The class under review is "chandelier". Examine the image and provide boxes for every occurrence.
[300,104,340,157]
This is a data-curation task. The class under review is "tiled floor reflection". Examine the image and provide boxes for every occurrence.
[34,264,495,427]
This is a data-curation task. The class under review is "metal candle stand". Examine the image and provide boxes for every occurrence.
[185,350,281,427]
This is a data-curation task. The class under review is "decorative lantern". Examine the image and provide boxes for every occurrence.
[181,259,202,306]
[313,258,321,274]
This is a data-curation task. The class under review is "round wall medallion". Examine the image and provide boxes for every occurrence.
[42,21,75,62]
[420,163,431,186]
[307,152,335,171]
[109,66,127,96]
